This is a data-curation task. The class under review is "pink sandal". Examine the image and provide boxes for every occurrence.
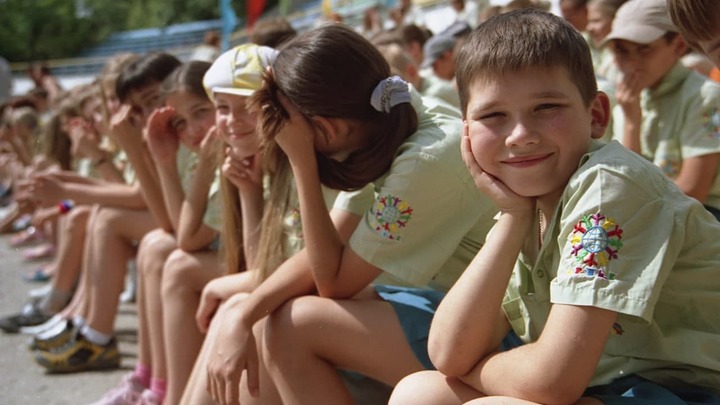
[21,243,56,261]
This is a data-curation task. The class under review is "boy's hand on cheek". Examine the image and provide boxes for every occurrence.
[616,70,643,123]
[109,104,143,150]
[461,134,534,215]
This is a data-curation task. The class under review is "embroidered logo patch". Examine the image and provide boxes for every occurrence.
[568,213,623,280]
[369,194,413,240]
[611,322,624,336]
[703,107,720,140]
[658,157,680,179]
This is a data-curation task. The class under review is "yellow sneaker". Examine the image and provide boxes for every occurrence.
[34,333,120,373]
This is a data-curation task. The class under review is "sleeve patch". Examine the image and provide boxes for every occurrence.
[567,213,624,280]
[703,107,720,140]
[369,194,413,241]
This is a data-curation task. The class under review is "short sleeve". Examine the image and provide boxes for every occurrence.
[202,168,223,232]
[347,139,493,288]
[550,164,684,323]
[333,184,376,216]
[679,80,720,159]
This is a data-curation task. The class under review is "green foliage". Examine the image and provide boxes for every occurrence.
[0,0,222,62]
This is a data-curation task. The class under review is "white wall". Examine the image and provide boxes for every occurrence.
[10,75,96,97]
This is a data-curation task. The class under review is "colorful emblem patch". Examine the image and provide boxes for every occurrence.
[369,194,413,240]
[611,322,624,336]
[568,213,623,280]
[703,107,720,140]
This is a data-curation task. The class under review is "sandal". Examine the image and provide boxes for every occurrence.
[21,243,56,261]
[10,227,46,247]
[23,268,52,283]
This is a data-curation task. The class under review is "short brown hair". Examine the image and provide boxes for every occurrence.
[667,0,720,48]
[455,9,597,116]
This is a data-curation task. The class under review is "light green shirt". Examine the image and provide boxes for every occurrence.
[418,72,461,111]
[176,145,223,232]
[612,63,720,210]
[502,140,720,391]
[282,179,339,257]
[334,92,498,293]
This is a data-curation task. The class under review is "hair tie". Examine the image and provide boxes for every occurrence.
[370,76,411,113]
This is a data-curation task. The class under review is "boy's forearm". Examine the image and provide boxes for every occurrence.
[127,147,172,231]
[621,120,642,154]
[429,212,532,377]
[156,165,185,232]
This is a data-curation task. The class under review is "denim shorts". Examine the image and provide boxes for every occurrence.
[585,375,720,404]
[374,285,445,370]
[483,329,719,405]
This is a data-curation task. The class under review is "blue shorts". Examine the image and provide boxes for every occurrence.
[374,285,445,370]
[585,375,720,404]
[207,234,221,251]
[490,331,719,404]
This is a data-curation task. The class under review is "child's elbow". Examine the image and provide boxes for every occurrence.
[427,340,473,378]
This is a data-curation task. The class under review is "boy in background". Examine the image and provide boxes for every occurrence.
[608,0,720,220]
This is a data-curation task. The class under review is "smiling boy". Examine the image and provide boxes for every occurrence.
[389,8,720,404]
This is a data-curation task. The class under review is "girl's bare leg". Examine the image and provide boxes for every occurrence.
[59,205,103,321]
[135,229,176,376]
[85,207,156,335]
[160,249,222,405]
[263,295,424,405]
[48,205,90,294]
[179,300,237,405]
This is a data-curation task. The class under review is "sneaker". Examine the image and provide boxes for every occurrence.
[0,303,51,334]
[87,373,146,405]
[29,319,75,351]
[28,284,52,301]
[34,333,120,373]
[137,389,162,405]
[20,314,63,335]
[119,260,137,304]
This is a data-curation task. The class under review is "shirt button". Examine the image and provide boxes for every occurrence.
[537,270,545,278]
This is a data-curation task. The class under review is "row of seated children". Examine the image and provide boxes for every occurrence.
[1,0,720,403]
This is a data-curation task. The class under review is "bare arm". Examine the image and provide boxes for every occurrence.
[616,71,643,154]
[429,212,532,377]
[274,99,382,299]
[459,305,616,404]
[61,181,146,208]
[110,105,172,230]
[176,155,219,252]
[221,146,265,270]
[674,153,720,203]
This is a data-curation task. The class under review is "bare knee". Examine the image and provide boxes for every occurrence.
[264,296,328,360]
[161,249,197,295]
[137,229,176,277]
[64,205,90,232]
[390,371,468,405]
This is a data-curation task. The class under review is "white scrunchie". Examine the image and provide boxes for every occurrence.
[370,76,411,113]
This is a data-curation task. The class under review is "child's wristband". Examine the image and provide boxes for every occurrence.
[58,199,75,214]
